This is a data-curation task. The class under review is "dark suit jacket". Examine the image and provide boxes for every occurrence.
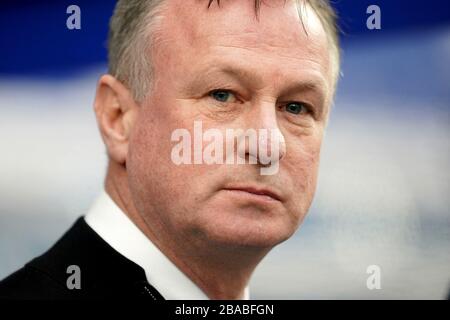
[0,217,165,300]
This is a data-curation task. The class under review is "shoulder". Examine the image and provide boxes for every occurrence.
[0,263,74,299]
[0,218,87,299]
[0,217,163,300]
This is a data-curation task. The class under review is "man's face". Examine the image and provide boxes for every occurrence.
[127,0,333,248]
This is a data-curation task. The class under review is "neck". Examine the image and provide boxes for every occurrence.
[104,161,270,299]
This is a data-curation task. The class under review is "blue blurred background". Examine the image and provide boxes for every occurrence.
[0,0,449,299]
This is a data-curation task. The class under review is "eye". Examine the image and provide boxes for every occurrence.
[284,102,309,115]
[209,89,236,103]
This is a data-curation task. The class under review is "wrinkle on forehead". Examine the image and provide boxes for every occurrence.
[152,0,332,98]
[159,0,328,50]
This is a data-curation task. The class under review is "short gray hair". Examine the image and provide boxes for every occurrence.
[108,0,340,102]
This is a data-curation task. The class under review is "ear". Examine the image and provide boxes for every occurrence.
[93,74,138,165]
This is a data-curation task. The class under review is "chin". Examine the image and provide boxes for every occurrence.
[194,207,298,249]
[207,224,294,249]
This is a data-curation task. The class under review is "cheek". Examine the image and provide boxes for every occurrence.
[127,106,175,205]
[284,134,323,213]
[127,106,210,215]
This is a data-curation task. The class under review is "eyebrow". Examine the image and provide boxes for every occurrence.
[194,64,327,97]
[278,78,327,100]
[189,65,257,89]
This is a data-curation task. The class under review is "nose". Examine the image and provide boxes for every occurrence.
[237,100,286,166]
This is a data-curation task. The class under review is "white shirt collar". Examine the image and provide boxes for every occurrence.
[84,191,250,300]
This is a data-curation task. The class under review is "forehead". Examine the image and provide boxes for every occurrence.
[154,0,332,91]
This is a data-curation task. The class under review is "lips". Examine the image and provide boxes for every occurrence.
[222,186,282,202]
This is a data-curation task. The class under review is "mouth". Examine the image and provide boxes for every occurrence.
[222,185,283,202]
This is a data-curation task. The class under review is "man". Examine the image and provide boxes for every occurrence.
[0,0,339,300]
